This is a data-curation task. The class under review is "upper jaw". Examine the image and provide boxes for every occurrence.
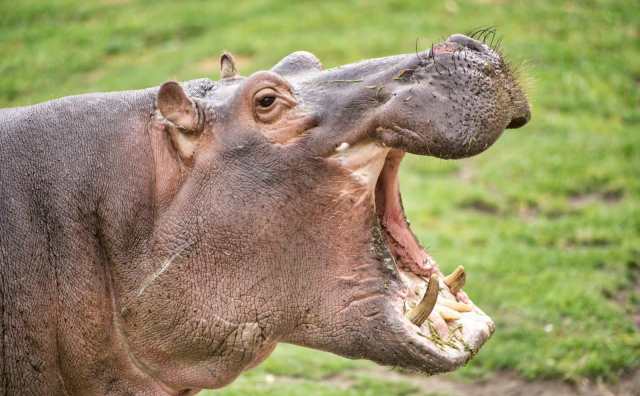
[290,34,530,160]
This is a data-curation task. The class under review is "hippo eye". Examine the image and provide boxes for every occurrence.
[258,95,276,108]
[253,86,296,123]
[254,87,280,109]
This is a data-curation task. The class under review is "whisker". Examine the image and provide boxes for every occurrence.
[480,27,494,43]
[415,37,428,64]
[467,26,490,40]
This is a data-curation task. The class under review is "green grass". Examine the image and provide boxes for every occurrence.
[2,0,639,393]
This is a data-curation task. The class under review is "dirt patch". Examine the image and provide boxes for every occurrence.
[459,198,500,215]
[259,368,640,395]
[339,367,640,396]
[563,235,612,248]
[568,189,624,209]
[408,371,640,396]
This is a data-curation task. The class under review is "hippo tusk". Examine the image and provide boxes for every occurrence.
[407,274,439,327]
[444,265,466,294]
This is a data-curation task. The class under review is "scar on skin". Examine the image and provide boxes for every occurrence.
[137,241,194,297]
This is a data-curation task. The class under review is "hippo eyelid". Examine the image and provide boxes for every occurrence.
[254,87,296,109]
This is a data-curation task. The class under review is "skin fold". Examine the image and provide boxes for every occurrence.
[0,33,529,395]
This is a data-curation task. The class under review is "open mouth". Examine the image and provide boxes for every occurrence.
[332,141,495,372]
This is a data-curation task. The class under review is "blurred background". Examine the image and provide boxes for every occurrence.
[2,0,638,394]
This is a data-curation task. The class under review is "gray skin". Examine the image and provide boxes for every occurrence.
[0,34,529,395]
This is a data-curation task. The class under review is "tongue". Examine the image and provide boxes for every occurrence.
[376,150,436,276]
[383,216,435,276]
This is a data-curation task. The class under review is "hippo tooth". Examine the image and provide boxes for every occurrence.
[444,265,466,294]
[407,274,439,327]
[428,310,450,339]
[437,305,462,322]
[335,142,350,152]
[440,298,472,312]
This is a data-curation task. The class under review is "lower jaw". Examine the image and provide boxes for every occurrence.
[330,140,495,369]
[374,148,495,357]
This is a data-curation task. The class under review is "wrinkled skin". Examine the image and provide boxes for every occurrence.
[0,33,529,395]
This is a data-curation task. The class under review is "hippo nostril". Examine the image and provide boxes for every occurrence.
[507,110,531,129]
[447,34,486,53]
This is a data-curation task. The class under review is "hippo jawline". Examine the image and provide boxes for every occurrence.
[332,143,495,372]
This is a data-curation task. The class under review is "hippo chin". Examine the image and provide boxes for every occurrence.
[0,33,529,394]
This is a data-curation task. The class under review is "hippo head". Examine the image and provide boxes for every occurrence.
[137,32,529,390]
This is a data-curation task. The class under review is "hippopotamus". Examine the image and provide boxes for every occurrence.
[0,32,529,395]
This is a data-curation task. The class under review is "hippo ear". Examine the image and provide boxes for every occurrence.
[157,81,200,130]
[220,52,238,79]
[157,81,203,160]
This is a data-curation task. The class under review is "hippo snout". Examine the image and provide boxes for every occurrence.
[447,33,531,130]
[365,32,532,158]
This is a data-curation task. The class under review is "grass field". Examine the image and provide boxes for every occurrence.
[2,0,639,394]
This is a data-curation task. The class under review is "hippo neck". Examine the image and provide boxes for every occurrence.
[0,86,195,394]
